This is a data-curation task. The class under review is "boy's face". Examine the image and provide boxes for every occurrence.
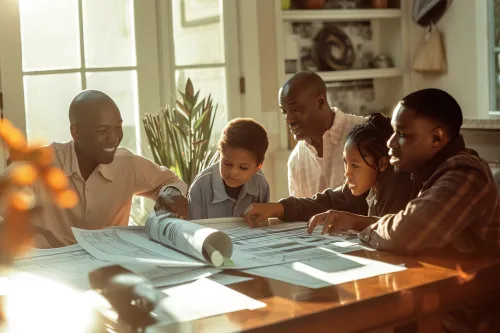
[220,147,261,188]
[343,140,386,196]
[387,104,445,173]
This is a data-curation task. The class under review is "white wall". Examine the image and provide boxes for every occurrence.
[239,0,284,201]
[407,0,490,119]
[406,0,500,162]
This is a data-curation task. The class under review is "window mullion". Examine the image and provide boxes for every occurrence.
[78,0,87,90]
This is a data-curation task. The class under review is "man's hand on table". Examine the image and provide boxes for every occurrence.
[307,209,375,235]
[154,187,188,220]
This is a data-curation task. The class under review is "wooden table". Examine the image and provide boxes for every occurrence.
[147,249,500,333]
[2,249,500,333]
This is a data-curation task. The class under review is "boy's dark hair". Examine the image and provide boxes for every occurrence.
[218,118,269,165]
[346,113,393,172]
[400,88,463,138]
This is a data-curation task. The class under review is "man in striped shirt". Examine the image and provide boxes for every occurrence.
[279,71,365,198]
[307,88,500,332]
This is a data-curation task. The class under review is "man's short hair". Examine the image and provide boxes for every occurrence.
[400,88,463,138]
[218,118,269,165]
[69,90,115,124]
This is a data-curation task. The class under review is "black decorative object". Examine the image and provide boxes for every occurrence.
[313,23,356,71]
[412,0,452,26]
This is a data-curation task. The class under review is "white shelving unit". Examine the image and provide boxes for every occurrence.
[274,0,410,151]
[285,67,405,82]
[281,8,402,21]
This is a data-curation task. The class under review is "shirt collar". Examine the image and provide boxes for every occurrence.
[96,163,114,182]
[412,134,467,185]
[61,141,113,182]
[60,141,79,177]
[211,162,259,203]
[304,107,346,152]
[325,107,346,146]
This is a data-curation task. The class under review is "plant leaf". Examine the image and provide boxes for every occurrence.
[193,109,211,131]
[182,90,194,111]
[192,90,200,109]
[192,139,209,147]
[185,78,194,98]
[175,99,190,119]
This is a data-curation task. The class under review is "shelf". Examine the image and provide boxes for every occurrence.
[285,68,404,82]
[281,9,402,22]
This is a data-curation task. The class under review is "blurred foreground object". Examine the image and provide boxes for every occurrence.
[0,119,78,326]
[89,265,159,329]
[1,272,106,333]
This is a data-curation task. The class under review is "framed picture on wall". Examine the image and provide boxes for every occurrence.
[181,0,220,27]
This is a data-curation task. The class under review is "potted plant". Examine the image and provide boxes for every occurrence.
[143,78,219,188]
[131,79,219,226]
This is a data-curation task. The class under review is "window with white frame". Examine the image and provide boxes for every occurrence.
[17,0,141,152]
[489,0,500,115]
[0,0,241,157]
[169,0,241,142]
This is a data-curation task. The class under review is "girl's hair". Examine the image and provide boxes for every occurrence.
[218,118,269,165]
[345,113,394,172]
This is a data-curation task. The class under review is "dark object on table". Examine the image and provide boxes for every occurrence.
[313,23,355,71]
[413,0,452,26]
[89,265,159,329]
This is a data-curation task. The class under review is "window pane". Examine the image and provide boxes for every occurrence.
[494,0,500,45]
[86,71,139,153]
[496,74,500,111]
[24,73,82,143]
[19,0,81,71]
[82,0,137,68]
[172,0,225,66]
[175,67,227,141]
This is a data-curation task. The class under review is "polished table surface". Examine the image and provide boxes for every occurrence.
[148,249,500,333]
[2,248,500,333]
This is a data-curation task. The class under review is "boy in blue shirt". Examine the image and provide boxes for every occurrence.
[188,118,270,220]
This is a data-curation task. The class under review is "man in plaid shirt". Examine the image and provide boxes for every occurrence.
[308,88,500,332]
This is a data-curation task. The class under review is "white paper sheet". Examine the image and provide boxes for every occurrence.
[72,227,208,267]
[244,252,406,289]
[194,218,363,247]
[136,220,364,267]
[12,244,220,290]
[73,219,366,270]
[207,274,253,286]
[146,216,233,266]
[152,278,265,326]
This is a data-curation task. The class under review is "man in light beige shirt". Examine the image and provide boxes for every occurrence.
[280,71,365,197]
[1,90,188,248]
